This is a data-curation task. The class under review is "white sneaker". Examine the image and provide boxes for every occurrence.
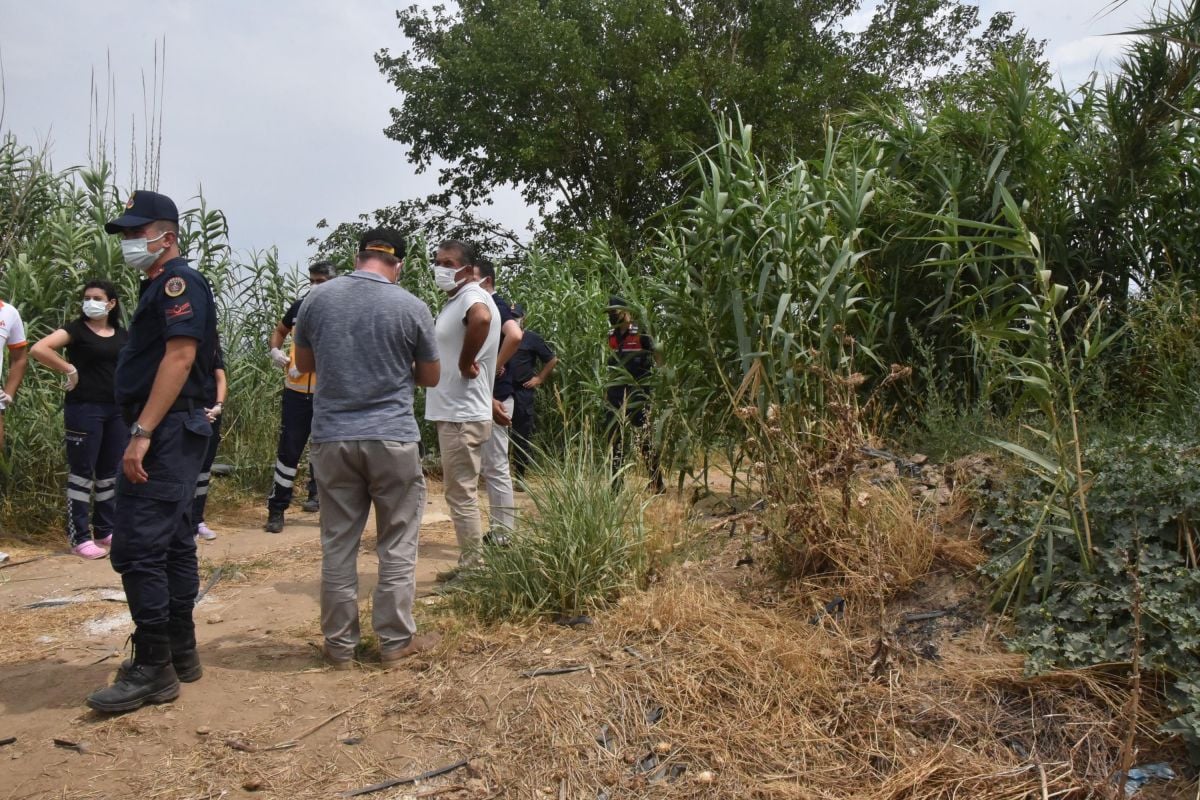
[196,522,218,541]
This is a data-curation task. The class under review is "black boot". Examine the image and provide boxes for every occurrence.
[167,618,203,682]
[87,627,179,713]
[115,618,202,683]
[264,509,284,533]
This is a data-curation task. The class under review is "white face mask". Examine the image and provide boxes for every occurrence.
[81,299,109,319]
[433,265,463,292]
[121,231,168,271]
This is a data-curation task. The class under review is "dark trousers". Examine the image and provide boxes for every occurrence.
[110,409,211,631]
[511,387,537,478]
[267,388,318,512]
[192,415,223,526]
[604,393,663,490]
[64,402,129,547]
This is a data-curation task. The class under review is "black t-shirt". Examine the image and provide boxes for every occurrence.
[492,293,516,401]
[63,319,128,405]
[115,258,219,406]
[205,342,226,405]
[508,329,556,386]
[282,297,303,329]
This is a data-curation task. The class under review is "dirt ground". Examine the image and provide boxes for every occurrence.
[0,481,489,799]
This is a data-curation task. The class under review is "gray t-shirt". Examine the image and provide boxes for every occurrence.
[295,271,438,443]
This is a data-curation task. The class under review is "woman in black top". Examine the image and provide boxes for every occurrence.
[30,280,130,559]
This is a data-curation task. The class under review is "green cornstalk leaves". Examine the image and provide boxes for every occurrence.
[928,186,1126,608]
[0,139,306,533]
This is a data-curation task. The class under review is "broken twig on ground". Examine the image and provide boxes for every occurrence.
[341,758,471,797]
[521,664,591,678]
[195,566,224,605]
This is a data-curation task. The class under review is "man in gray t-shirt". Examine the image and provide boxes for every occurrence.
[293,228,441,668]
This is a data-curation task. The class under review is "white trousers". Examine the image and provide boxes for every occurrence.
[480,397,516,532]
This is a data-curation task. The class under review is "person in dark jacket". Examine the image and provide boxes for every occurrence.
[86,190,218,713]
[604,295,663,493]
[506,304,557,483]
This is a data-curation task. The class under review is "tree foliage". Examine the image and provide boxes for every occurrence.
[376,0,1026,250]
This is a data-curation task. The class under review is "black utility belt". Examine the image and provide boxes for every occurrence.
[121,397,198,425]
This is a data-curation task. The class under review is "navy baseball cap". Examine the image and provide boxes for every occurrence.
[511,303,526,318]
[105,190,179,234]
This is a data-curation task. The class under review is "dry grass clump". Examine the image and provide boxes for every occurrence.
[766,479,935,602]
[488,579,1147,799]
[0,601,128,666]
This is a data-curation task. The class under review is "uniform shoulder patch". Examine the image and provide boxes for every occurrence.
[164,276,187,298]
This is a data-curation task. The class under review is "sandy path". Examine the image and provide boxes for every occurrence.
[0,481,472,799]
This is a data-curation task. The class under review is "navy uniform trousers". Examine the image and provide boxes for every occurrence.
[267,388,318,512]
[510,387,537,478]
[110,409,211,629]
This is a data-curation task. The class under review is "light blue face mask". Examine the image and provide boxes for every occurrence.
[120,231,168,271]
[433,264,462,292]
[81,299,109,319]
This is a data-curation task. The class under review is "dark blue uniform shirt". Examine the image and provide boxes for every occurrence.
[115,257,218,406]
[509,329,556,386]
[492,292,516,401]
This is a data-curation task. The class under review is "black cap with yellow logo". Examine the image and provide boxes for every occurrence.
[358,228,406,260]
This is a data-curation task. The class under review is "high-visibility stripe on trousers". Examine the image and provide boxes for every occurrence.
[63,402,127,547]
[266,387,318,512]
[191,415,222,527]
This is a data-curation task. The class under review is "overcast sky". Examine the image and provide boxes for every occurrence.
[0,0,1156,269]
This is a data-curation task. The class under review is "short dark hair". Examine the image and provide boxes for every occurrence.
[476,258,496,285]
[149,219,180,236]
[436,239,478,267]
[308,260,337,279]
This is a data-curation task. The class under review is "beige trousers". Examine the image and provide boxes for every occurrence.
[311,440,425,659]
[436,420,492,566]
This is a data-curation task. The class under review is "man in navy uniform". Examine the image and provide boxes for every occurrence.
[507,304,557,483]
[87,190,218,713]
[605,295,664,493]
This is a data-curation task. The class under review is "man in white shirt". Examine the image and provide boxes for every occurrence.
[424,240,500,580]
[0,299,30,449]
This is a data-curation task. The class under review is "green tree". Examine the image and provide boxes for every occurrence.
[376,0,1024,251]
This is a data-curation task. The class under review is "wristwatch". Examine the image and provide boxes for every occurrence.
[130,421,154,439]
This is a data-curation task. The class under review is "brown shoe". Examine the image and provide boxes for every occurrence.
[434,567,460,583]
[319,643,353,671]
[380,633,442,666]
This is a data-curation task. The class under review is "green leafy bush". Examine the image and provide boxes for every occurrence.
[981,432,1200,753]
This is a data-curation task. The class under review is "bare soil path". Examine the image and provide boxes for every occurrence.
[0,483,472,799]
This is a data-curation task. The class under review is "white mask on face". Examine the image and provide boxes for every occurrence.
[81,299,109,319]
[121,231,168,271]
[433,265,462,292]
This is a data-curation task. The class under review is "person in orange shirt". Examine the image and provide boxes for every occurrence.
[264,261,336,533]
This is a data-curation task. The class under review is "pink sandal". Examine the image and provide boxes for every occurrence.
[95,534,113,549]
[72,541,108,560]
